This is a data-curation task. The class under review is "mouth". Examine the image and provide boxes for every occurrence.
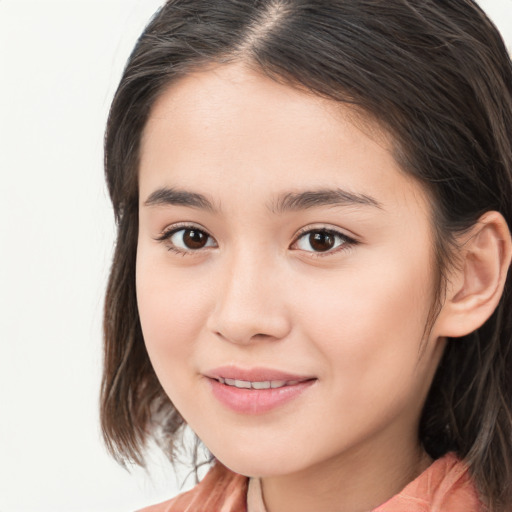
[214,377,306,389]
[205,365,315,387]
[204,366,317,414]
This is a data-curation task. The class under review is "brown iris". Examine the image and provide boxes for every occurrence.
[183,229,209,249]
[309,231,335,252]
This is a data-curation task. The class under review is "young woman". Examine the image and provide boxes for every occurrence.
[100,1,512,511]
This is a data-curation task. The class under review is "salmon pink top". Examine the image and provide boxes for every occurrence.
[138,452,483,512]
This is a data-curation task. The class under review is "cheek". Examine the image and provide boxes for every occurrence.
[294,250,435,385]
[135,248,212,381]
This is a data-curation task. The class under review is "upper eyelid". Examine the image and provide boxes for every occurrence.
[289,228,358,259]
[292,224,358,243]
[154,222,358,247]
[155,222,213,240]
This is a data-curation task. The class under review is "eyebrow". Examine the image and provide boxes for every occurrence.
[143,187,217,212]
[270,188,383,213]
[143,186,383,213]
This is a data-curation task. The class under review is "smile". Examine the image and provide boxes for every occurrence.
[217,378,300,389]
[205,367,317,414]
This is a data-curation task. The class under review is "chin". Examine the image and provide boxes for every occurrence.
[208,441,308,478]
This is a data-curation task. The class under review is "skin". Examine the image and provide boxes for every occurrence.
[136,63,449,512]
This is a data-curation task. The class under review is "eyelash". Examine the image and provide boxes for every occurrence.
[291,226,358,257]
[155,223,358,257]
[155,223,217,256]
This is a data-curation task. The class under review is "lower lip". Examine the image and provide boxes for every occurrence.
[207,378,316,414]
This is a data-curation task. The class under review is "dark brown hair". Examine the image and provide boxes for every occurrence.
[101,1,512,509]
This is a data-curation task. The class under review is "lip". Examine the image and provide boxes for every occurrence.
[205,365,314,382]
[204,366,317,415]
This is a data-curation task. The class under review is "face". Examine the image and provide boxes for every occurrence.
[136,63,446,479]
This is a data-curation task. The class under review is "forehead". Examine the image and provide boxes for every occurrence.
[139,63,429,216]
[143,62,390,151]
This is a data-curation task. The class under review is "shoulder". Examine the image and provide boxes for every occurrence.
[138,463,249,512]
[374,452,484,512]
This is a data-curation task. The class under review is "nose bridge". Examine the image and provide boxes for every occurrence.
[208,244,290,344]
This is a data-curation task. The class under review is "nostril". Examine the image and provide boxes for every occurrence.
[207,295,292,345]
[213,328,283,345]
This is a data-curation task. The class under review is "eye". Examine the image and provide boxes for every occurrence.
[292,228,355,254]
[157,225,217,253]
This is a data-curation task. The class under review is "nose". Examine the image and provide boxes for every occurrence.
[206,250,292,345]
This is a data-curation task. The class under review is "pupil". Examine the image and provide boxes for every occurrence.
[310,231,334,252]
[184,229,207,249]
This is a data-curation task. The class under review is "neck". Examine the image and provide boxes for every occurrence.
[260,435,432,512]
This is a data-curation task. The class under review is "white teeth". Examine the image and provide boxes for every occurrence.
[219,379,293,389]
[251,381,271,389]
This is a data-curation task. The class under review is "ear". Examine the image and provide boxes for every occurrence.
[435,211,512,338]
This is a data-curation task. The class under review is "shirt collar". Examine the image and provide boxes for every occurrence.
[247,477,267,512]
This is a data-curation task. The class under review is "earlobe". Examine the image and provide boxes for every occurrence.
[436,211,512,338]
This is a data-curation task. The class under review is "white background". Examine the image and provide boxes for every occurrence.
[0,1,510,511]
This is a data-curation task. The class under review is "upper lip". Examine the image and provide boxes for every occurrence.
[204,365,315,383]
